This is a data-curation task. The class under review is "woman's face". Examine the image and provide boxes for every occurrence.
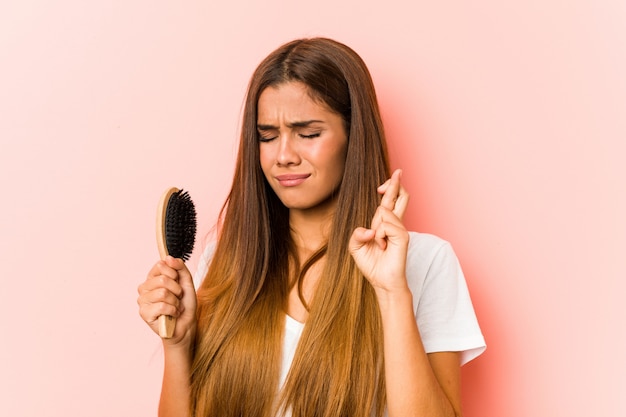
[257,81,348,215]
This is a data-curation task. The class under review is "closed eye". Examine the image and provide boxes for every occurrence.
[299,132,321,139]
[258,135,277,143]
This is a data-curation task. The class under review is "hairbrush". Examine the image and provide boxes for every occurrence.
[155,187,197,338]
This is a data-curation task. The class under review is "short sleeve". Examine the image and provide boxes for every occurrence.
[406,232,486,365]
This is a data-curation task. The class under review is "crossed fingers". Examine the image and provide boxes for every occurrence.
[372,169,409,227]
[365,169,409,249]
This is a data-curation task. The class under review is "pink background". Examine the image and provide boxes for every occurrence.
[1,1,624,416]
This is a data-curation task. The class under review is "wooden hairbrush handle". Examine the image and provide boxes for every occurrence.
[155,187,179,339]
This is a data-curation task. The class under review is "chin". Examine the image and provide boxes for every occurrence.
[280,200,316,210]
[278,195,337,214]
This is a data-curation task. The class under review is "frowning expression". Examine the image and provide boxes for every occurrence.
[257,82,348,214]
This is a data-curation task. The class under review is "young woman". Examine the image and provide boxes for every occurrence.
[138,37,485,417]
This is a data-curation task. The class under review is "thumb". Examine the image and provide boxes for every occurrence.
[164,256,194,287]
[349,227,375,252]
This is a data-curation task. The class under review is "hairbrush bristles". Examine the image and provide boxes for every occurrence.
[164,189,197,261]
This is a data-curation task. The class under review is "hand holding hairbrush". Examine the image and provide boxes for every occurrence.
[155,187,197,338]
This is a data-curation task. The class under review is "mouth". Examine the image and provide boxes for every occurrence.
[275,173,311,187]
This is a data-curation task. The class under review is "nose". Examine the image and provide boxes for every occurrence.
[276,134,301,166]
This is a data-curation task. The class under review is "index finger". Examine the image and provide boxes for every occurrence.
[392,184,409,221]
[377,169,409,221]
[378,169,402,211]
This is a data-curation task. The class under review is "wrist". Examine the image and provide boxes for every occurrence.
[162,327,196,353]
[374,284,413,312]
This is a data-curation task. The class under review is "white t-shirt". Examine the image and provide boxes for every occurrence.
[195,231,486,402]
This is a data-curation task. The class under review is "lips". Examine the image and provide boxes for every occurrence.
[275,173,311,187]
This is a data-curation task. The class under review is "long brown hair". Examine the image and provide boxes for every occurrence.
[191,38,391,417]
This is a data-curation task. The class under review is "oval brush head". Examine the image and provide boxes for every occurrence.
[163,189,197,261]
[155,187,197,338]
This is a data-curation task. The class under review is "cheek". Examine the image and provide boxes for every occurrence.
[329,142,348,173]
[311,138,347,166]
[316,145,347,188]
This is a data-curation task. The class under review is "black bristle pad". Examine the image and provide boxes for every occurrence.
[164,189,197,261]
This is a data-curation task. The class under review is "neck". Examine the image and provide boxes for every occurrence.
[289,199,336,258]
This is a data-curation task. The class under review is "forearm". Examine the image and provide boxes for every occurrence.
[377,288,457,417]
[159,342,193,417]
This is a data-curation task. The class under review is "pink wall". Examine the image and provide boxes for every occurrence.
[1,1,624,416]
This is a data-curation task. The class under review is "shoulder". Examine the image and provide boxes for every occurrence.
[406,231,456,276]
[404,231,464,302]
[407,231,451,255]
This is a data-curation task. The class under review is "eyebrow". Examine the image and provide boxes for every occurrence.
[257,120,325,130]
